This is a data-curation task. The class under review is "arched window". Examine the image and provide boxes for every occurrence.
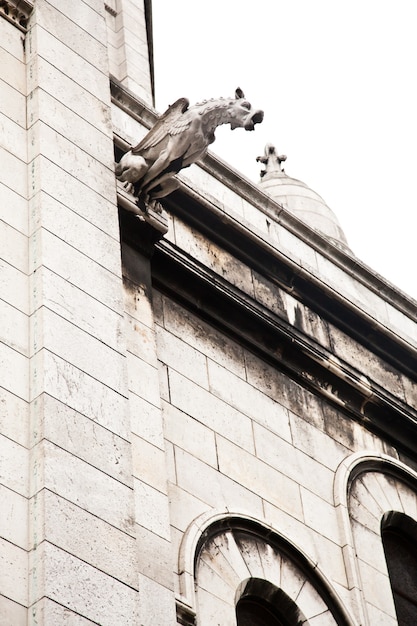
[235,579,305,626]
[381,511,417,626]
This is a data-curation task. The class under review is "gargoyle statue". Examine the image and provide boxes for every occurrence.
[115,88,264,208]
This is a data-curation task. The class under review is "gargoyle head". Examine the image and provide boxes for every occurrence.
[230,87,264,131]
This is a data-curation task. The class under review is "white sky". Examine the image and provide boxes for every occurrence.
[152,0,417,302]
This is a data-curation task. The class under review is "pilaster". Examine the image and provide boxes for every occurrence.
[118,191,177,624]
[25,1,138,623]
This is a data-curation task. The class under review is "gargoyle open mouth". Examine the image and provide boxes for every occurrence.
[244,110,264,131]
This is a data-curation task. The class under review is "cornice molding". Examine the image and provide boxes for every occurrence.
[0,0,33,32]
[161,185,417,381]
[145,237,417,457]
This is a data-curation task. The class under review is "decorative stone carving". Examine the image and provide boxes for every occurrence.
[257,143,287,178]
[0,0,33,32]
[115,88,263,209]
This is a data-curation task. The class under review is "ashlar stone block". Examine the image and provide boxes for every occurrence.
[31,350,129,439]
[0,182,28,235]
[300,487,341,545]
[127,352,161,407]
[217,436,303,519]
[158,293,247,379]
[168,368,255,453]
[30,306,127,394]
[135,524,174,589]
[254,422,334,504]
[0,387,29,447]
[162,400,217,467]
[133,479,171,540]
[46,0,107,41]
[27,27,109,104]
[34,394,132,486]
[129,393,164,449]
[0,147,27,198]
[30,598,98,625]
[0,220,28,274]
[137,573,177,626]
[29,228,123,312]
[156,325,209,389]
[208,359,292,442]
[36,490,138,588]
[33,267,124,352]
[0,342,29,402]
[40,440,135,534]
[0,13,25,61]
[174,447,264,519]
[31,57,112,135]
[131,433,168,493]
[168,483,211,533]
[0,595,26,626]
[34,0,108,74]
[0,110,27,163]
[30,542,139,625]
[27,122,115,202]
[0,46,25,94]
[0,483,28,549]
[0,297,28,356]
[0,537,28,606]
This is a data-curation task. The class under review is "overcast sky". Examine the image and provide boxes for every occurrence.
[152,0,417,302]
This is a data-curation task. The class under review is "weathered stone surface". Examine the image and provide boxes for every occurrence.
[31,351,129,439]
[0,388,28,447]
[168,368,255,453]
[33,394,132,485]
[174,447,264,517]
[129,393,165,448]
[137,574,177,625]
[0,537,27,606]
[30,542,139,624]
[156,325,209,389]
[157,293,247,378]
[254,422,334,504]
[0,110,27,162]
[0,428,29,497]
[168,483,210,532]
[132,433,168,493]
[0,182,27,234]
[135,524,174,589]
[31,598,98,625]
[0,297,28,356]
[29,229,123,312]
[32,490,138,588]
[217,436,303,518]
[162,400,217,467]
[0,595,26,626]
[133,479,170,540]
[33,267,124,352]
[29,192,121,274]
[38,440,135,534]
[0,483,27,549]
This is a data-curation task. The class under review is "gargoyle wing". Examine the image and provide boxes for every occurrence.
[131,97,190,154]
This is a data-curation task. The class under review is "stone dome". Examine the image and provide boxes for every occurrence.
[257,144,349,250]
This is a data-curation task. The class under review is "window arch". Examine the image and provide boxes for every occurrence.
[382,511,417,626]
[180,514,354,626]
[235,578,305,626]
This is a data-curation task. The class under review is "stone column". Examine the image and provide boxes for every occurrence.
[26,1,138,623]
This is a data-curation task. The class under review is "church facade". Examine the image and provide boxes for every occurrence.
[1,1,417,625]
